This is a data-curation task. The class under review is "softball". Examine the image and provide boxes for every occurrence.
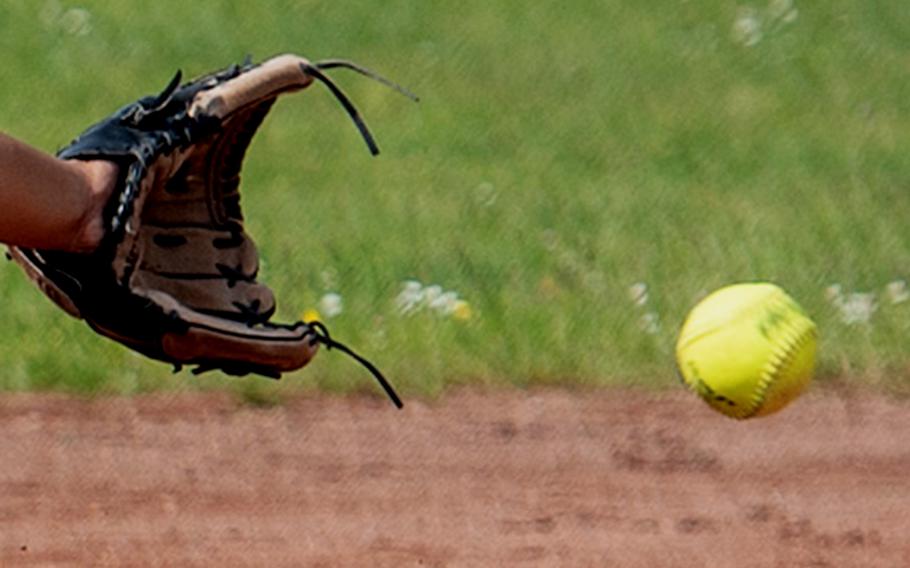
[675,283,817,420]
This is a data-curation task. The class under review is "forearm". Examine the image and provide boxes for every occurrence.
[0,132,115,251]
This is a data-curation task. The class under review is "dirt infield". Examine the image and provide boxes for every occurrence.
[1,387,909,567]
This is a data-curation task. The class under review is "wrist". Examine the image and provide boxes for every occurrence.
[68,160,118,252]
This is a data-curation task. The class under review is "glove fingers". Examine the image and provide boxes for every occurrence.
[140,226,259,278]
[134,275,275,324]
[144,290,317,373]
[189,54,315,120]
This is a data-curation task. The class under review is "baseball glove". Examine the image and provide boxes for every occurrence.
[8,54,412,408]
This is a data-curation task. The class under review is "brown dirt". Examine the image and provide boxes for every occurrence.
[1,387,909,567]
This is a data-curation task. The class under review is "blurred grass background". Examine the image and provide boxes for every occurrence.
[0,0,908,399]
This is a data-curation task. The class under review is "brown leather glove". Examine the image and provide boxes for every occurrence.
[9,54,412,408]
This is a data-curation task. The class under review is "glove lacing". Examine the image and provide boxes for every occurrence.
[307,321,403,409]
[303,60,419,156]
[173,59,414,409]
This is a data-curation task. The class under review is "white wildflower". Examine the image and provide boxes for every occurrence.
[395,280,472,320]
[474,182,498,207]
[430,291,459,315]
[320,268,338,291]
[732,7,763,47]
[395,280,424,315]
[640,312,661,335]
[886,280,909,305]
[768,0,798,24]
[59,7,92,36]
[838,292,876,325]
[824,284,843,304]
[422,284,443,307]
[318,293,343,318]
[628,282,649,307]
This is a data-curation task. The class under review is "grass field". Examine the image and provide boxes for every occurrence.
[0,1,908,397]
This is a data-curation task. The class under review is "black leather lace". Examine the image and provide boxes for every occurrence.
[300,60,419,156]
[292,61,413,410]
[307,321,403,409]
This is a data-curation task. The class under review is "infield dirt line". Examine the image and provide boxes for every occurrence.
[1,388,908,567]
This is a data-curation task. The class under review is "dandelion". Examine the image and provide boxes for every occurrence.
[318,292,343,318]
[452,300,474,322]
[301,308,321,323]
[886,280,909,305]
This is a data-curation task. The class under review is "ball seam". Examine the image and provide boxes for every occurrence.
[746,312,816,419]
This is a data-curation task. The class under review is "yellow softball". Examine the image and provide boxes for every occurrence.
[675,283,817,420]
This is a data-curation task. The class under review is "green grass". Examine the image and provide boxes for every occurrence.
[1,1,909,397]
